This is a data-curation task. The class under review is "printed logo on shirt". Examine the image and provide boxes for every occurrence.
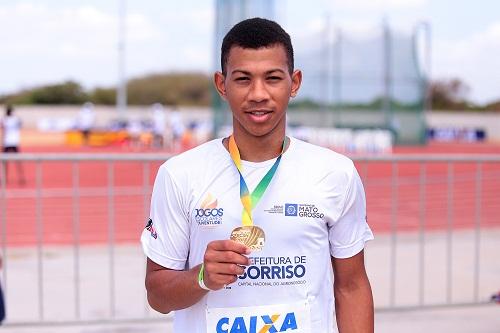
[193,193,224,227]
[236,256,308,289]
[263,204,283,215]
[207,302,311,333]
[284,204,298,216]
[216,312,298,333]
[145,218,157,239]
[284,203,324,219]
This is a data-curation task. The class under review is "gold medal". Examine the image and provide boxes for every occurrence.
[230,226,266,251]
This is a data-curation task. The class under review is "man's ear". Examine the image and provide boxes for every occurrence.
[290,69,302,98]
[214,71,227,100]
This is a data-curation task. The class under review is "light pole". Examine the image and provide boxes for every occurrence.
[117,0,127,117]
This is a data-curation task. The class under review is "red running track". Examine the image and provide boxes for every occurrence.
[2,142,499,246]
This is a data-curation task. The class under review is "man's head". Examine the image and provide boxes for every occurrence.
[221,17,294,76]
[214,18,302,143]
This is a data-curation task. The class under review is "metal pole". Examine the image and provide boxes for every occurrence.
[473,162,482,302]
[446,162,454,303]
[414,21,432,144]
[382,19,392,131]
[333,27,342,127]
[143,161,150,317]
[212,0,224,138]
[322,14,331,115]
[418,162,426,306]
[240,0,247,19]
[108,162,116,318]
[389,162,398,307]
[72,162,81,319]
[117,0,127,116]
[36,161,44,321]
[1,161,7,302]
[268,0,276,20]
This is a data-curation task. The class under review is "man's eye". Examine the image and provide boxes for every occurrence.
[235,77,249,81]
[268,76,282,81]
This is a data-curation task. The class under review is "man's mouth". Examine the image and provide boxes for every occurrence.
[245,110,272,122]
[248,111,271,115]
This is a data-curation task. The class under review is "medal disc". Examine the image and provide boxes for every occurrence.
[230,226,265,251]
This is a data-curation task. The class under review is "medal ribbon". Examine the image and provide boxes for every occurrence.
[228,135,288,226]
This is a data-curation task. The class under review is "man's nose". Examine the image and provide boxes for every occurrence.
[247,79,270,103]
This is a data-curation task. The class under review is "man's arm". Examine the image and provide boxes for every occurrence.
[331,250,374,333]
[145,240,250,314]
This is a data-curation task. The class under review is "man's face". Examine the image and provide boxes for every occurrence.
[214,44,302,139]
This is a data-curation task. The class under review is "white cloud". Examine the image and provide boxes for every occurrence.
[333,0,428,10]
[433,22,500,103]
[0,2,179,93]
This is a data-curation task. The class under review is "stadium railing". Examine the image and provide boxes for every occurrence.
[0,153,499,327]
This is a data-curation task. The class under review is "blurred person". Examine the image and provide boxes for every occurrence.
[0,254,4,324]
[180,121,197,151]
[77,102,96,145]
[151,103,166,149]
[127,119,142,150]
[139,130,153,149]
[142,18,374,333]
[492,291,500,304]
[1,105,25,185]
[169,106,185,152]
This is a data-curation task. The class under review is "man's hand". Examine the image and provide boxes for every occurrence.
[203,240,250,290]
[145,239,250,313]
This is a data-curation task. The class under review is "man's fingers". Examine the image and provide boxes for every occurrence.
[204,249,250,266]
[205,262,245,276]
[207,240,250,255]
[202,239,251,290]
[206,273,239,288]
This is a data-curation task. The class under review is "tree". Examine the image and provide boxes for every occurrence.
[126,72,211,106]
[430,78,472,110]
[484,100,500,111]
[90,87,116,105]
[1,81,88,105]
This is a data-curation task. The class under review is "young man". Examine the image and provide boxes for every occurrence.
[1,105,25,185]
[142,18,374,333]
[76,102,95,145]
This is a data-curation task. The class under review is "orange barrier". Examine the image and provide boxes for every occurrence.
[65,130,129,147]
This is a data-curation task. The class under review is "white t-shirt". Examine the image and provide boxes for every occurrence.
[2,116,22,147]
[141,137,373,333]
[152,104,166,135]
[77,106,95,131]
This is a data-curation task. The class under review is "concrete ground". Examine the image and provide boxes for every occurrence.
[2,305,500,333]
[1,228,499,332]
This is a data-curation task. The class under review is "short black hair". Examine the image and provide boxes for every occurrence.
[221,17,294,75]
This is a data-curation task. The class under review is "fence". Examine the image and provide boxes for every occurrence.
[213,20,431,145]
[0,153,499,327]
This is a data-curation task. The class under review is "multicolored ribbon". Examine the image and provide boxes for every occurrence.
[228,135,288,226]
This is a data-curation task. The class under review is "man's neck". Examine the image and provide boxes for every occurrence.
[226,131,287,163]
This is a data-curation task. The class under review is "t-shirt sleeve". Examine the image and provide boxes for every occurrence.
[140,163,190,270]
[328,163,374,259]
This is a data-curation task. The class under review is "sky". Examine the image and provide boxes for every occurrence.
[0,0,499,104]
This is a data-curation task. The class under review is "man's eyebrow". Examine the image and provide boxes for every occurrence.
[266,69,286,74]
[231,69,286,75]
[231,70,251,76]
